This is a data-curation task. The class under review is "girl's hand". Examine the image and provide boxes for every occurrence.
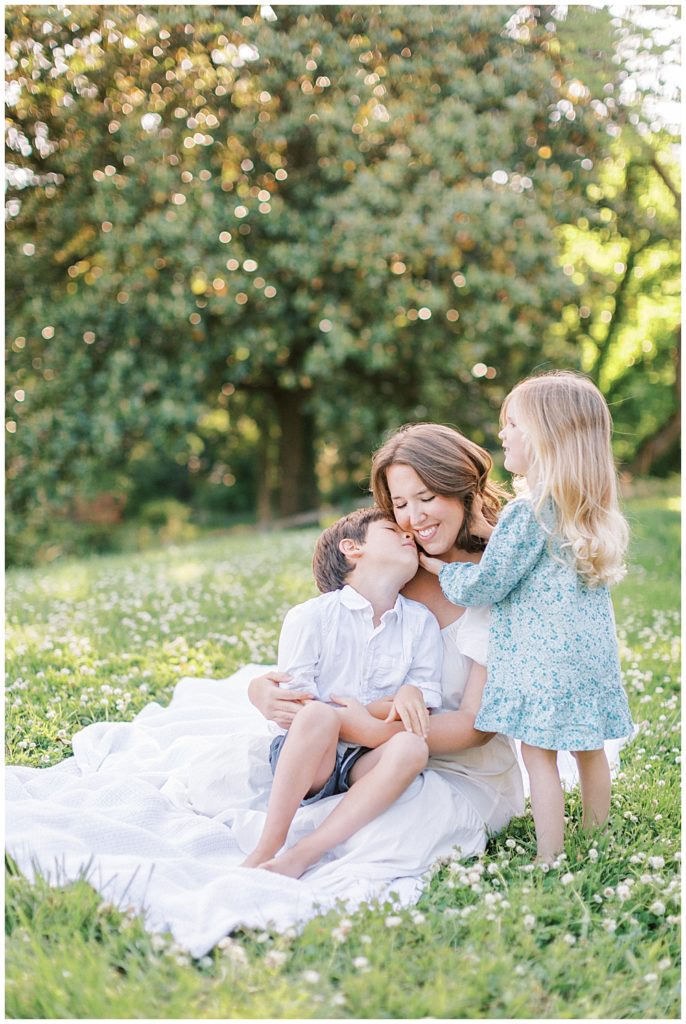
[418,552,444,576]
[384,683,430,739]
[470,494,495,540]
[247,671,313,729]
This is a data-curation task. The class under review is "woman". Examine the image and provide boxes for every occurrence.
[7,424,525,957]
[249,423,526,856]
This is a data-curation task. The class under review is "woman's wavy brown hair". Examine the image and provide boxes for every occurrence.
[370,423,509,553]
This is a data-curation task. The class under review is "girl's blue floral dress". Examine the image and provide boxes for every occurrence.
[438,498,634,750]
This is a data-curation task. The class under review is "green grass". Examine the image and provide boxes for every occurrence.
[5,487,681,1019]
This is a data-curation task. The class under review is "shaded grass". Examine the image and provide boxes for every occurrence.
[4,487,681,1019]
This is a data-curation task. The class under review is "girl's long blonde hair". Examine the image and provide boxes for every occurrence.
[370,423,509,552]
[504,371,628,586]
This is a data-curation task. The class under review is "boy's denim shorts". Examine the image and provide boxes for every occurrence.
[268,734,369,805]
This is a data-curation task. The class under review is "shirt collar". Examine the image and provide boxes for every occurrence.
[339,585,402,620]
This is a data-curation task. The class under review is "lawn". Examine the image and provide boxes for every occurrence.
[4,484,681,1019]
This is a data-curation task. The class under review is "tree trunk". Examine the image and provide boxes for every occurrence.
[274,389,319,517]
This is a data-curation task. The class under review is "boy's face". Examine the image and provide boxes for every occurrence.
[358,518,419,580]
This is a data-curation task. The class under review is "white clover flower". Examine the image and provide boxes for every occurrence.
[352,956,370,970]
[588,848,599,862]
[410,911,425,925]
[648,855,665,870]
[523,914,536,930]
[602,918,617,932]
[505,838,516,849]
[560,872,574,885]
[603,886,615,898]
[658,958,671,971]
[264,950,287,968]
[563,933,576,945]
[650,900,666,916]
[616,884,631,902]
[643,973,658,983]
[331,994,346,1007]
[225,944,249,966]
[384,915,402,928]
[302,969,320,983]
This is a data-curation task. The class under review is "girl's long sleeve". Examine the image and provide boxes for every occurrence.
[439,499,547,606]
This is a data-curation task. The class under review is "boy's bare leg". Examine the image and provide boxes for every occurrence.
[241,702,340,867]
[260,731,429,878]
[573,748,611,830]
[521,743,565,864]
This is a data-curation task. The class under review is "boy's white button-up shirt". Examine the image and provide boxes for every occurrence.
[277,584,442,708]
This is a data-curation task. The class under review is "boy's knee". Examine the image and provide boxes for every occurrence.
[385,731,429,771]
[293,700,339,733]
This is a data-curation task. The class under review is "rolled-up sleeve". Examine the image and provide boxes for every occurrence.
[276,601,322,697]
[439,500,547,607]
[403,610,443,709]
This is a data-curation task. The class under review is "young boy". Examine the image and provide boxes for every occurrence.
[241,506,443,878]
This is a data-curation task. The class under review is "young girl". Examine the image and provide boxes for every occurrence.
[419,371,635,863]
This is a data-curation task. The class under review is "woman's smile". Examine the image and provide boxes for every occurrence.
[386,463,465,558]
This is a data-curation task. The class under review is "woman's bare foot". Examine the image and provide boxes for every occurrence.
[259,845,315,879]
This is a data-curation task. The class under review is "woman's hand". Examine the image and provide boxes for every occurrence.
[384,683,430,739]
[418,552,444,576]
[247,671,313,729]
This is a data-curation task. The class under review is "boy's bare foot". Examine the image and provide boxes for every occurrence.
[259,846,314,879]
[241,847,277,868]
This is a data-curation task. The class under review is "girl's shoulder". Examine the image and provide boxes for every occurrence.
[500,495,555,530]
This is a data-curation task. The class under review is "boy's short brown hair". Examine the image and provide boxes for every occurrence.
[312,507,390,593]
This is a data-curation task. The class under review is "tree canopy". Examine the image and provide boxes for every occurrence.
[5,4,680,564]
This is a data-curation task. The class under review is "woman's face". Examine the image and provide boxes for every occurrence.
[385,463,465,558]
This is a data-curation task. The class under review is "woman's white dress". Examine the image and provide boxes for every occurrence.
[5,610,525,957]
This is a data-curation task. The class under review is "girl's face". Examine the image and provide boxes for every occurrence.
[499,401,533,476]
[385,463,465,557]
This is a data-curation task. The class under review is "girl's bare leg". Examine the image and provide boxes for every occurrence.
[573,747,611,830]
[521,743,565,864]
[261,731,429,878]
[241,701,340,867]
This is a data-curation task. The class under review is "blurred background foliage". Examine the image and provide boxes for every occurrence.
[5,4,680,565]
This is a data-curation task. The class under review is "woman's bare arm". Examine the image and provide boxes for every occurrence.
[426,662,494,755]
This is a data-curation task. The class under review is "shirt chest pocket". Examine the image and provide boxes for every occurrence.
[370,651,414,696]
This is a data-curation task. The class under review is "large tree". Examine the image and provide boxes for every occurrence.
[5,4,676,563]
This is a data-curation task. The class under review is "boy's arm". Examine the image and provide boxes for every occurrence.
[382,609,443,737]
[420,500,547,606]
[333,662,495,752]
[332,696,407,748]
